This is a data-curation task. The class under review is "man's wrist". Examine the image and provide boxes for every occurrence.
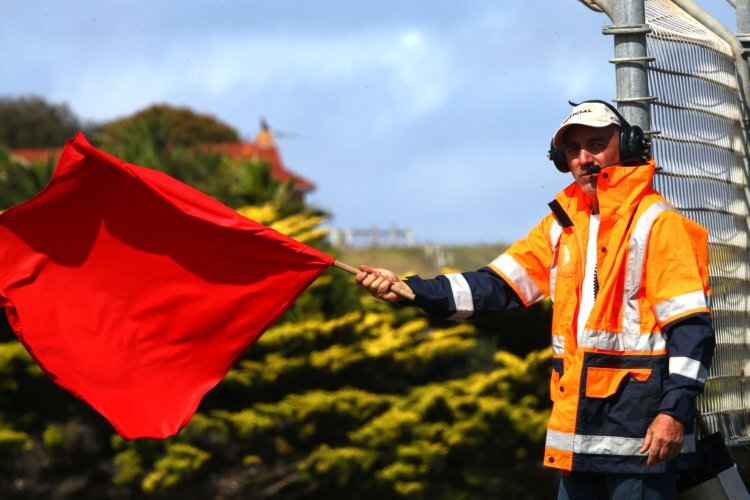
[656,411,684,426]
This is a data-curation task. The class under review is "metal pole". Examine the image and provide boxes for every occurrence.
[601,0,655,132]
[738,0,750,49]
[735,0,750,34]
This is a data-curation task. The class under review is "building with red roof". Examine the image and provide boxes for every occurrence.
[10,120,315,200]
[198,120,315,197]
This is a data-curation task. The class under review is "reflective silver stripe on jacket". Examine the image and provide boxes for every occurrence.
[549,219,563,304]
[552,334,565,356]
[670,356,709,383]
[579,329,668,352]
[546,429,696,456]
[622,201,673,336]
[490,254,543,305]
[653,290,708,325]
[445,273,474,320]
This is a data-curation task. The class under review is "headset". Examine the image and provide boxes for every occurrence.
[547,100,649,173]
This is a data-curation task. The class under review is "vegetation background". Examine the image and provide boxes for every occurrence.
[0,96,556,498]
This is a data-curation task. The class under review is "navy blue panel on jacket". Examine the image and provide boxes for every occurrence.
[405,266,523,321]
[658,312,715,426]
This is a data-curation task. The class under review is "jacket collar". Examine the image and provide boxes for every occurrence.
[553,159,656,224]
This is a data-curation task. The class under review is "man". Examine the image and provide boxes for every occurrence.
[355,101,715,499]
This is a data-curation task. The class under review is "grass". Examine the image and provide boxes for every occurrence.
[332,243,509,278]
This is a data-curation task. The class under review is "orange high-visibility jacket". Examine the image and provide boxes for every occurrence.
[405,160,714,473]
[488,160,713,473]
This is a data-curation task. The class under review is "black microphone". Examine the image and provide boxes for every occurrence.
[582,165,602,175]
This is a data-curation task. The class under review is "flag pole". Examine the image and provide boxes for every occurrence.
[333,260,416,301]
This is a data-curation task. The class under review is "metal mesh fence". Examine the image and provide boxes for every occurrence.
[645,0,750,445]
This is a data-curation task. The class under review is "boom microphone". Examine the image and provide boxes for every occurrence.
[582,165,602,175]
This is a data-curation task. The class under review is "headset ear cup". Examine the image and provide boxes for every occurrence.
[619,125,645,162]
[548,141,569,173]
[632,125,647,158]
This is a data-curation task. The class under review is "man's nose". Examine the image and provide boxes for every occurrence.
[577,148,595,164]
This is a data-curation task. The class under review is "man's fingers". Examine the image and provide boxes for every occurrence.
[640,429,652,454]
[377,279,392,297]
[360,273,378,288]
[646,439,679,468]
[354,265,407,302]
[646,440,662,468]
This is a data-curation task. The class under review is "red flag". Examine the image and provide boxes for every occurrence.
[0,133,334,439]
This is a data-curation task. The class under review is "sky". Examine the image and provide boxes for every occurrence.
[0,0,739,245]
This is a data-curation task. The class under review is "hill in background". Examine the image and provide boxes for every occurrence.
[333,243,507,278]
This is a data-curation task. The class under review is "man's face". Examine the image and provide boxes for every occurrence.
[563,124,621,199]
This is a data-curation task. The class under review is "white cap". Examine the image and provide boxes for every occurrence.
[552,101,622,148]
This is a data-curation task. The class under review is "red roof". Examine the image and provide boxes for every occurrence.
[11,141,315,193]
[197,142,315,192]
[10,148,62,163]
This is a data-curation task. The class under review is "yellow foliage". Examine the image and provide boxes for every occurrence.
[392,480,424,498]
[113,448,143,486]
[271,213,326,239]
[396,336,476,364]
[300,444,377,487]
[141,443,210,493]
[0,427,33,453]
[349,408,420,447]
[376,462,419,483]
[235,205,328,243]
[395,318,429,339]
[307,275,333,290]
[310,344,364,372]
[41,423,84,452]
[211,409,277,440]
[0,341,41,389]
[357,311,392,332]
[242,454,262,467]
[236,204,278,225]
[291,228,330,245]
[259,312,360,350]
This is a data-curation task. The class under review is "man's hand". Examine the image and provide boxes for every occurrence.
[640,413,684,467]
[355,265,413,302]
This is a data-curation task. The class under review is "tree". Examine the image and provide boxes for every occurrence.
[97,104,239,148]
[0,147,56,210]
[0,109,556,498]
[0,95,83,148]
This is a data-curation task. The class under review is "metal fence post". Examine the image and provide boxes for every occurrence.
[738,0,750,48]
[600,0,655,132]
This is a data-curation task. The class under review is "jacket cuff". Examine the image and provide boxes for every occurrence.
[403,275,453,319]
[658,391,695,425]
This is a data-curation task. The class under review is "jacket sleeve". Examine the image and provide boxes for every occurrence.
[404,214,556,320]
[657,313,715,425]
[646,211,715,425]
[486,213,557,306]
[405,267,524,321]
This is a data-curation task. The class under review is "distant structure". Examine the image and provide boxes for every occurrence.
[9,119,316,202]
[9,147,60,164]
[330,225,416,248]
[199,119,316,202]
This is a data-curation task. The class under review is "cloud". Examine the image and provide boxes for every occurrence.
[28,27,460,127]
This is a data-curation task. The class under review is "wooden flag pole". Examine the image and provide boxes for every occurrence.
[333,260,416,301]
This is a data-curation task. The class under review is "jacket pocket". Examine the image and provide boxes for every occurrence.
[585,367,652,398]
[550,370,561,402]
